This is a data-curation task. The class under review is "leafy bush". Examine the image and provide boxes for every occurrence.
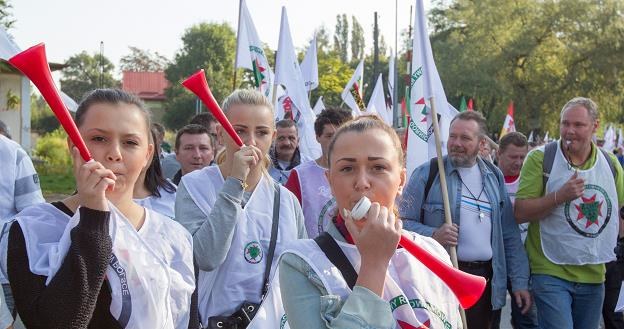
[34,128,71,174]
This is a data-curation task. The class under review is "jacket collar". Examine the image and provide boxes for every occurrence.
[445,155,496,178]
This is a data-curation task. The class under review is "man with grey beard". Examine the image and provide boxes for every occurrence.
[399,111,531,329]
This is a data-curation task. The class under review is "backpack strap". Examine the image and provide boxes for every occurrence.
[420,157,440,220]
[542,141,558,191]
[542,142,617,191]
[314,232,358,289]
[598,148,617,180]
[260,183,280,299]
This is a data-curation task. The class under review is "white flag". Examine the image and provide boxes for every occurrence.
[235,0,274,98]
[0,27,20,60]
[618,128,624,151]
[300,36,319,93]
[603,125,617,152]
[366,74,392,125]
[274,7,321,161]
[406,0,457,176]
[341,60,365,116]
[528,131,534,143]
[312,96,326,116]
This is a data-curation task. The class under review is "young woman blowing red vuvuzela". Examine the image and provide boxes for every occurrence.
[6,89,197,329]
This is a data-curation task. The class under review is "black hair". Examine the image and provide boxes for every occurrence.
[144,129,176,197]
[314,107,353,137]
[174,124,213,151]
[189,112,217,130]
[75,89,150,129]
[0,120,11,139]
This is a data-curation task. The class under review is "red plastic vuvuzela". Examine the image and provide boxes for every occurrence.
[9,43,91,161]
[399,235,486,309]
[181,69,244,147]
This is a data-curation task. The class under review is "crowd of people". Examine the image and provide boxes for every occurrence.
[0,89,622,329]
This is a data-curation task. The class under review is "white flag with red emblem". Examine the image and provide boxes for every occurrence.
[499,101,516,139]
[274,7,321,160]
[235,0,274,98]
[341,60,365,116]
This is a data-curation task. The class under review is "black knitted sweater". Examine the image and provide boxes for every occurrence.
[7,202,199,329]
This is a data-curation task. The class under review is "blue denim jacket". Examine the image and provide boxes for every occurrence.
[399,156,529,310]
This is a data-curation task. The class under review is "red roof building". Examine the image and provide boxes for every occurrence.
[121,71,169,124]
[121,71,169,101]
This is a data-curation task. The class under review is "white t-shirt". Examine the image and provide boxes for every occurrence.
[457,163,493,262]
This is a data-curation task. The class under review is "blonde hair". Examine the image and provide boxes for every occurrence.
[216,89,274,170]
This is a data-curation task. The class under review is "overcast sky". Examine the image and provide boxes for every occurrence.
[10,0,432,73]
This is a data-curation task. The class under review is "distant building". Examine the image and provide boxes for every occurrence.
[121,71,169,124]
[0,36,65,150]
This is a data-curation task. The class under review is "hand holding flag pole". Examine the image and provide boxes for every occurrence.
[9,43,91,161]
[181,70,244,148]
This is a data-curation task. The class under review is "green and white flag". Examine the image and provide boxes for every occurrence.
[235,0,274,98]
[406,0,457,176]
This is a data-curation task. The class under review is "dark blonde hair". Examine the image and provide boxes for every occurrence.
[327,116,404,168]
[216,89,274,169]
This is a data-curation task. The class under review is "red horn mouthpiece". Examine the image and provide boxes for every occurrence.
[181,70,244,147]
[9,43,91,161]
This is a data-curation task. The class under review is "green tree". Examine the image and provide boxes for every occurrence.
[0,0,14,29]
[31,94,59,134]
[310,53,353,107]
[316,26,332,53]
[430,0,624,135]
[350,16,365,62]
[164,22,236,129]
[60,52,119,101]
[120,46,170,72]
[333,14,349,62]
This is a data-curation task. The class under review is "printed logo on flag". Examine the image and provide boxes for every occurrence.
[410,67,423,88]
[408,98,436,143]
[249,47,271,97]
[350,83,366,111]
[564,184,613,238]
[244,241,264,264]
[390,294,453,329]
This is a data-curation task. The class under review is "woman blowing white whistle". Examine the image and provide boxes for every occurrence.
[249,116,461,329]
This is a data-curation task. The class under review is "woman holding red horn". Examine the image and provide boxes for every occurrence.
[277,116,461,329]
[174,89,306,328]
[6,89,197,329]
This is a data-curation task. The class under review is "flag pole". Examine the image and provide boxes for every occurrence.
[416,0,466,322]
[232,0,243,91]
[428,96,468,327]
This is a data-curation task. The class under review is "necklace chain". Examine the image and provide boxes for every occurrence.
[458,173,486,216]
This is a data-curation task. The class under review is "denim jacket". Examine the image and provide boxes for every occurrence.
[399,156,530,310]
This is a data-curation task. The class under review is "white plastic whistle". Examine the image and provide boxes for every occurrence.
[349,196,372,221]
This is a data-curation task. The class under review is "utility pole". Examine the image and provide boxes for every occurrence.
[99,41,104,88]
[372,11,380,91]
